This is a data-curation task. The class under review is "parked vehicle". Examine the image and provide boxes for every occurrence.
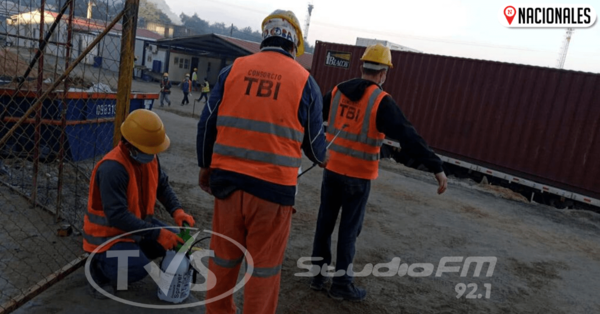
[311,41,600,210]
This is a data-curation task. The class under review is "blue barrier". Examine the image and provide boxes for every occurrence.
[0,91,159,161]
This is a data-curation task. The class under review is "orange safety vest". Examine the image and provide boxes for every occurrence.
[83,142,159,253]
[325,84,387,180]
[211,51,309,186]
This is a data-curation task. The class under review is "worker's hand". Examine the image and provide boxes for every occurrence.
[318,151,330,168]
[172,208,195,227]
[157,229,184,251]
[435,172,448,195]
[199,167,213,195]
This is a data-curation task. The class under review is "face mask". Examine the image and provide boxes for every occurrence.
[129,147,155,164]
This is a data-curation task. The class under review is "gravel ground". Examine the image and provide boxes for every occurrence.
[2,79,599,313]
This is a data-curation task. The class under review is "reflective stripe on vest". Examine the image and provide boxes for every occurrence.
[214,143,302,168]
[86,212,154,227]
[328,143,379,161]
[217,116,303,143]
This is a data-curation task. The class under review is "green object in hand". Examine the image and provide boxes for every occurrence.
[174,222,192,252]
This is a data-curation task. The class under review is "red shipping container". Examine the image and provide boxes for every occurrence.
[311,41,600,199]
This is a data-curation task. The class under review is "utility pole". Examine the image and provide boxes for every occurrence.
[114,0,140,147]
[303,2,314,42]
[556,28,574,69]
[230,23,233,36]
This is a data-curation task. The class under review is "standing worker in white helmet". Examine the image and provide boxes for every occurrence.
[309,44,448,301]
[82,109,195,299]
[196,9,327,314]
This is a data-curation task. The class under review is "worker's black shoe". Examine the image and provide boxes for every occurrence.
[328,283,366,302]
[309,275,331,291]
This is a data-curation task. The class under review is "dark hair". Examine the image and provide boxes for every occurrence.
[260,37,294,53]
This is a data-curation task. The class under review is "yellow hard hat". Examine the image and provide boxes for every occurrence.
[121,109,170,154]
[360,44,393,69]
[163,72,169,76]
[262,9,304,57]
[194,68,197,71]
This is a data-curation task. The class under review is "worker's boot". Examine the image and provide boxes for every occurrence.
[328,283,366,302]
[309,275,331,291]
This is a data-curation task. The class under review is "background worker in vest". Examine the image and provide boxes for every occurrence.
[310,44,448,301]
[181,73,192,106]
[192,68,198,91]
[196,9,327,314]
[159,73,172,107]
[196,77,210,103]
[83,109,195,299]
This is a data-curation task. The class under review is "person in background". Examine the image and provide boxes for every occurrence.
[160,73,172,107]
[196,9,327,314]
[83,109,195,299]
[310,43,448,302]
[197,77,210,103]
[181,73,192,106]
[192,68,198,91]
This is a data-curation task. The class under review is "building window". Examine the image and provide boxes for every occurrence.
[174,57,179,64]
[184,58,189,69]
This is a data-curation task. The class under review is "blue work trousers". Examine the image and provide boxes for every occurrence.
[311,169,371,285]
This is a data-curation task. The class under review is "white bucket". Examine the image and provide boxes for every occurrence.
[157,250,193,303]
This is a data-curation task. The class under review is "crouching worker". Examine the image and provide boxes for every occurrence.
[82,109,195,299]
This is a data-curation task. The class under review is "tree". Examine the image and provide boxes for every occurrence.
[138,0,171,26]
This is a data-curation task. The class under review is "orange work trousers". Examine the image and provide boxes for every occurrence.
[205,190,293,314]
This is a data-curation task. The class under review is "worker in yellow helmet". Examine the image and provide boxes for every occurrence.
[309,44,448,301]
[197,9,327,314]
[83,109,195,299]
[192,67,198,91]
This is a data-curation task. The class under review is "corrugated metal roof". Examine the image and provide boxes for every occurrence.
[43,11,163,40]
[311,41,600,199]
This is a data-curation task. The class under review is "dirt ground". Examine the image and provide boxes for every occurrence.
[3,78,600,313]
[139,82,600,314]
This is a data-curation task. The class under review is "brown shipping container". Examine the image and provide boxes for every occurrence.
[311,41,600,199]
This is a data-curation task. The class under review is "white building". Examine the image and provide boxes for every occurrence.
[4,8,162,72]
[356,37,421,53]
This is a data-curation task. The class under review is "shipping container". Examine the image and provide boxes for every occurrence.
[311,41,600,207]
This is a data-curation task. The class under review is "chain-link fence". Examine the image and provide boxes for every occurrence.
[0,1,146,312]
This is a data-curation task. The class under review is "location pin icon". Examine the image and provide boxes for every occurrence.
[504,6,516,25]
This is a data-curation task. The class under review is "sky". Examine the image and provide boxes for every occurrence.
[164,0,600,73]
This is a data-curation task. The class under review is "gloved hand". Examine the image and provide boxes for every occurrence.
[157,229,183,251]
[172,208,195,227]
